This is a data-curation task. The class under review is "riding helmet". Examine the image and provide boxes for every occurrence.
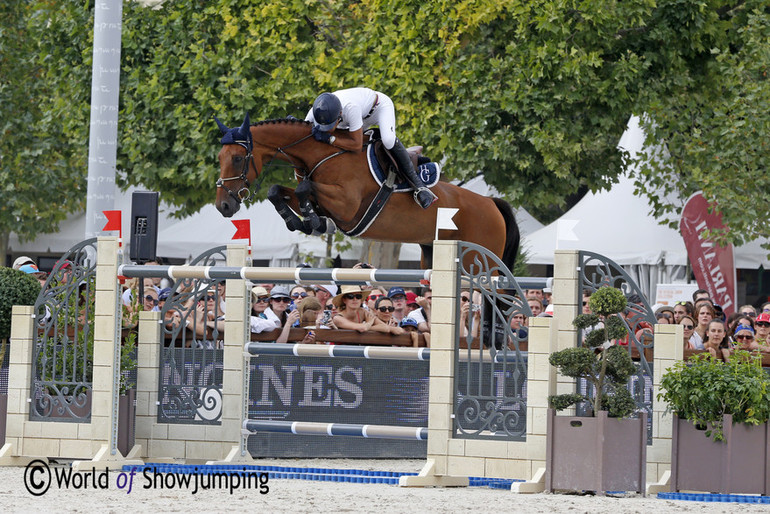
[312,93,342,131]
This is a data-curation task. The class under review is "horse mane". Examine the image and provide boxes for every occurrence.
[253,118,311,127]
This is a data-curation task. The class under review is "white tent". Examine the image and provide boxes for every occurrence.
[11,178,540,266]
[521,116,770,297]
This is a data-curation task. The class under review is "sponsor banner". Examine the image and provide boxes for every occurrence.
[679,192,736,316]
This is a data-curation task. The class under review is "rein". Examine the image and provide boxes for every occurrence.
[218,124,347,204]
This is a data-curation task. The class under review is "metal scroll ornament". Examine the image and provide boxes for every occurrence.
[578,251,655,437]
[157,246,226,424]
[453,242,531,440]
[30,239,97,422]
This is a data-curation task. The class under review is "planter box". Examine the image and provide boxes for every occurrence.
[118,389,136,457]
[546,408,647,494]
[671,414,770,495]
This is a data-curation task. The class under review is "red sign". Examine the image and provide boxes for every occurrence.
[679,192,736,315]
[231,219,251,247]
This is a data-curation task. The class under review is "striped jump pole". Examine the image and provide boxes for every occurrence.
[245,342,524,363]
[242,420,428,441]
[118,264,431,286]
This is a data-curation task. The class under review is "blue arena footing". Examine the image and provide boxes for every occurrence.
[658,492,770,504]
[122,463,522,489]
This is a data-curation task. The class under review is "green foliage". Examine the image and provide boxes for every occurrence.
[549,286,636,418]
[0,267,41,340]
[588,287,627,317]
[659,351,770,441]
[6,0,770,251]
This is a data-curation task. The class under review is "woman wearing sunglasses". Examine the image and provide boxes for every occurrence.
[249,285,277,334]
[373,296,405,335]
[679,315,701,350]
[262,285,301,343]
[366,287,387,311]
[332,285,390,333]
[733,325,760,352]
[289,286,309,311]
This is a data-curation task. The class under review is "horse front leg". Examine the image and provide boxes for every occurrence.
[267,184,308,233]
[295,179,321,231]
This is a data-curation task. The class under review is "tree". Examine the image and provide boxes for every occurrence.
[0,1,89,261]
[11,0,770,257]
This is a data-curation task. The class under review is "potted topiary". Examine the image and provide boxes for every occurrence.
[545,286,647,494]
[0,267,41,445]
[659,350,770,494]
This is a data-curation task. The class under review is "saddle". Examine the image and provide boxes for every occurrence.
[365,130,441,192]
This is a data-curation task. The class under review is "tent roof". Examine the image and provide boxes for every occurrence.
[521,116,770,269]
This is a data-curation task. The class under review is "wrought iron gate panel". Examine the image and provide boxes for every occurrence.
[577,251,655,440]
[452,242,532,441]
[30,239,97,422]
[157,246,227,424]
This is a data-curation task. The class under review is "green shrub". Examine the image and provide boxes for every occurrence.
[548,286,635,417]
[659,350,770,441]
[0,267,41,340]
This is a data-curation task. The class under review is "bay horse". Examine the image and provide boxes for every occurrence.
[215,114,519,270]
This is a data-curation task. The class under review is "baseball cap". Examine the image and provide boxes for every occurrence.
[405,291,419,306]
[251,286,269,299]
[388,287,406,298]
[158,288,172,301]
[12,256,35,270]
[19,263,41,274]
[270,285,291,298]
[400,317,419,329]
[755,312,770,324]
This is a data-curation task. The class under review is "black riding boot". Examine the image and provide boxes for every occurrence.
[391,139,438,209]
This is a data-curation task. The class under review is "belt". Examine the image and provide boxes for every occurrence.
[363,94,379,120]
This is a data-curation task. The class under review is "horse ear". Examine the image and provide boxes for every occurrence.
[240,113,250,135]
[214,116,229,135]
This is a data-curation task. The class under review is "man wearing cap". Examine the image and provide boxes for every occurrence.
[734,325,760,351]
[19,263,47,287]
[387,286,408,323]
[313,285,338,311]
[405,290,431,333]
[754,312,770,348]
[400,317,422,347]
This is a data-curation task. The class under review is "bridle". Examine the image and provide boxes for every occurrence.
[217,122,347,205]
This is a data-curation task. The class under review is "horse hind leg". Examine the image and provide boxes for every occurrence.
[268,184,306,233]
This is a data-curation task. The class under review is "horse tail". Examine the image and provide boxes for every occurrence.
[492,197,520,272]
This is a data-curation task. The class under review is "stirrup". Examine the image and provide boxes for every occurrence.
[414,188,438,209]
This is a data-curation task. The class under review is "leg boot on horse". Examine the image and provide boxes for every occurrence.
[391,139,438,209]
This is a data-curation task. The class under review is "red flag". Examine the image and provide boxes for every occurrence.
[679,192,736,315]
[102,210,122,232]
[231,219,251,247]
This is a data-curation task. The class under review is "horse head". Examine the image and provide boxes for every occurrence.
[215,113,256,217]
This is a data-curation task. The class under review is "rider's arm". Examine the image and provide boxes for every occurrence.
[330,128,364,152]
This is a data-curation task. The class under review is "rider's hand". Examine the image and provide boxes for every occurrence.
[312,125,332,143]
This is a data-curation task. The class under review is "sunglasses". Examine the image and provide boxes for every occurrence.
[378,306,395,313]
[204,295,216,301]
[675,301,689,306]
[681,324,694,330]
[325,304,334,309]
[740,311,756,317]
[344,293,363,300]
[291,292,308,299]
[461,297,470,302]
[757,322,770,328]
[254,296,269,303]
[145,295,158,305]
[735,334,755,341]
[272,297,291,303]
[368,294,382,300]
[582,301,588,306]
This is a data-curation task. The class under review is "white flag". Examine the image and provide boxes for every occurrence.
[435,208,459,239]
[556,219,579,248]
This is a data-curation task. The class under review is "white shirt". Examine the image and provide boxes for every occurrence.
[305,87,379,132]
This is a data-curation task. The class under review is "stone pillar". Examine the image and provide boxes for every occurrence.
[210,244,252,463]
[73,236,142,470]
[0,306,42,465]
[647,323,682,494]
[134,310,162,459]
[552,250,580,401]
[400,240,467,487]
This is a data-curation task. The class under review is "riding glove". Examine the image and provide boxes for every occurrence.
[312,125,332,143]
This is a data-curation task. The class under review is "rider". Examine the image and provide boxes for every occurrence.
[305,87,438,209]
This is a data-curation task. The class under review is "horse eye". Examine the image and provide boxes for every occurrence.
[232,155,244,165]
